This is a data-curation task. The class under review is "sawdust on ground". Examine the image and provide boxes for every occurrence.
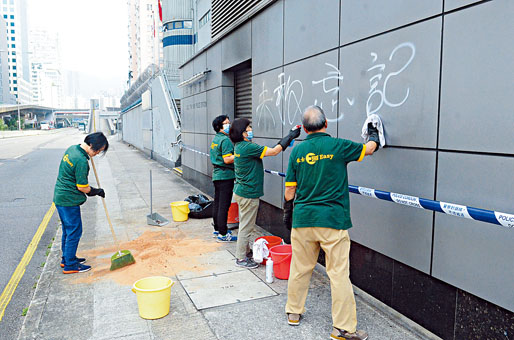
[73,229,221,285]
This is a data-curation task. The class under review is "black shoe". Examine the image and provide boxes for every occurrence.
[235,258,258,269]
[60,256,86,268]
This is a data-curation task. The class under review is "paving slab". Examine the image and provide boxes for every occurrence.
[180,269,278,310]
[175,250,244,280]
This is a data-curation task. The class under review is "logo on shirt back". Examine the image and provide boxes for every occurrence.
[297,153,334,165]
[62,154,74,167]
[211,143,218,149]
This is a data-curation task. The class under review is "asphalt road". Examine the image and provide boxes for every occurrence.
[0,128,86,339]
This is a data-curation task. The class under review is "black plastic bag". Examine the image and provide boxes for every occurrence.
[185,194,213,218]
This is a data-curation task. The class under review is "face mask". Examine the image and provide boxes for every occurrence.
[223,123,230,134]
[246,131,253,141]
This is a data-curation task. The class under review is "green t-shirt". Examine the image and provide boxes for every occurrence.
[233,141,267,198]
[53,145,90,207]
[210,132,235,181]
[285,132,365,230]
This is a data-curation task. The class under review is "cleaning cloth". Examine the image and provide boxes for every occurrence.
[361,114,386,147]
[252,238,269,264]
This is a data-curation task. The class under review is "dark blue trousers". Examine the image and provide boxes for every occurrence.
[56,205,83,267]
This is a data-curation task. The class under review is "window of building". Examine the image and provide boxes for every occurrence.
[184,20,192,29]
[12,65,15,69]
[9,0,13,4]
[2,0,6,4]
[13,86,17,91]
[11,43,14,48]
[12,72,15,77]
[11,57,14,62]
[147,4,152,10]
[12,79,16,84]
[10,29,14,33]
[3,7,7,12]
[10,15,14,19]
[10,36,14,41]
[174,21,183,29]
[2,14,6,19]
[10,22,13,26]
[199,10,210,28]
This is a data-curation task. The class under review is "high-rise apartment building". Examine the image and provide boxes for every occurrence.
[0,15,13,104]
[127,0,163,84]
[28,29,63,107]
[0,0,29,101]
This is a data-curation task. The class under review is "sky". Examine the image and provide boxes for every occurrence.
[26,0,128,98]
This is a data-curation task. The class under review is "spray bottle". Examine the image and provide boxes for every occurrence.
[266,257,274,283]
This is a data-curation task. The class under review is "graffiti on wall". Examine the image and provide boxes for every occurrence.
[256,41,416,128]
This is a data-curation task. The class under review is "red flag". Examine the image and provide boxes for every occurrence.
[158,0,162,22]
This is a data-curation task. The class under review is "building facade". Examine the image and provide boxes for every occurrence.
[28,29,63,107]
[0,15,13,104]
[127,0,163,85]
[179,1,514,339]
[0,0,29,100]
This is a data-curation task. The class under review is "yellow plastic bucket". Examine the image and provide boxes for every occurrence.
[132,276,174,319]
[170,201,190,222]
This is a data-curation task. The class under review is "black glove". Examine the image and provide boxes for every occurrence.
[278,125,302,151]
[283,199,294,230]
[367,123,380,151]
[87,187,105,198]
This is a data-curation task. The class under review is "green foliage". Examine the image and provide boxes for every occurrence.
[0,118,7,131]
[22,307,28,316]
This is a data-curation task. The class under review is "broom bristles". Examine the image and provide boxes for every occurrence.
[110,250,136,271]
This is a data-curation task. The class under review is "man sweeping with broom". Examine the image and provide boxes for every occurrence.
[54,132,134,274]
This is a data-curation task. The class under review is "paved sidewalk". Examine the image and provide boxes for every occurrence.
[18,137,440,340]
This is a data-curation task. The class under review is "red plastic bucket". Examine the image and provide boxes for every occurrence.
[255,236,283,265]
[269,244,292,280]
[227,202,239,223]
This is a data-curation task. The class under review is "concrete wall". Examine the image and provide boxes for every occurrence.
[179,0,513,337]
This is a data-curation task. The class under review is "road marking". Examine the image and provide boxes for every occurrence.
[0,203,56,321]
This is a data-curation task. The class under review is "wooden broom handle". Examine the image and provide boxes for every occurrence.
[90,157,121,252]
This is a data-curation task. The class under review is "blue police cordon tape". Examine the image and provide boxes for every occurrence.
[180,144,514,228]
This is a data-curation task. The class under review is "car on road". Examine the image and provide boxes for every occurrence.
[40,121,55,130]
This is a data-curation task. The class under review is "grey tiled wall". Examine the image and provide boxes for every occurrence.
[179,0,514,315]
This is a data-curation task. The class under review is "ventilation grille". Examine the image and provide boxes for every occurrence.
[211,0,261,38]
[234,66,252,119]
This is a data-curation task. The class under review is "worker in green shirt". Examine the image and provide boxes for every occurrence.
[53,132,108,274]
[210,115,237,242]
[284,106,380,340]
[228,118,301,268]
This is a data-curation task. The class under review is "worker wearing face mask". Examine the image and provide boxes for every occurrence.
[228,118,301,268]
[209,115,238,242]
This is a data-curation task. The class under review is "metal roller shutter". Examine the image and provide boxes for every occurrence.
[234,66,252,119]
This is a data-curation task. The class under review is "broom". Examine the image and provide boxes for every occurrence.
[90,158,135,271]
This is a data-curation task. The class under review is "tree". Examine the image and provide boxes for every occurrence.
[0,118,8,131]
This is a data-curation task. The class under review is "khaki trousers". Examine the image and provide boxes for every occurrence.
[233,193,260,260]
[285,227,357,333]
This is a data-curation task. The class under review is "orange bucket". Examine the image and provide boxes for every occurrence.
[227,202,239,224]
[269,244,292,280]
[255,236,282,265]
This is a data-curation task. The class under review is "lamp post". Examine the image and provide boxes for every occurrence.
[17,98,21,130]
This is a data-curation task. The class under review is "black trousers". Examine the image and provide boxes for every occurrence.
[212,179,234,236]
